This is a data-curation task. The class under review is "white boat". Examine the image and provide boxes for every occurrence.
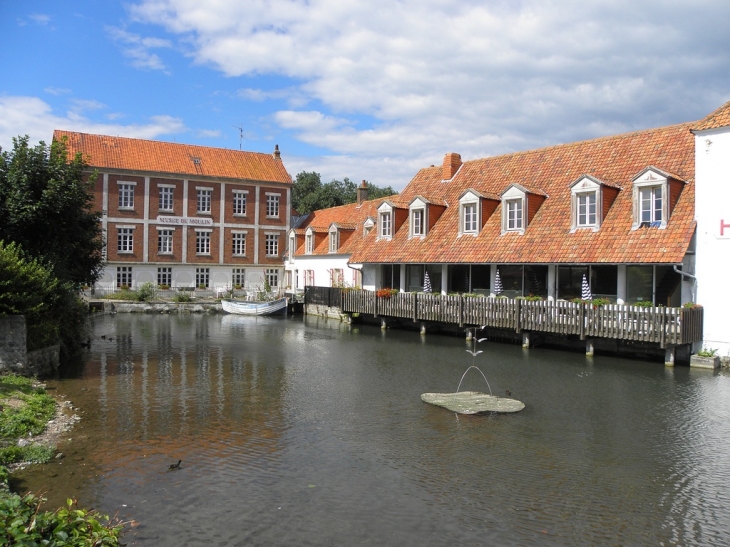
[221,297,288,316]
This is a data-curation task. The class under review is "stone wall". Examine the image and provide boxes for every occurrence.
[304,304,347,320]
[27,344,60,377]
[0,315,27,373]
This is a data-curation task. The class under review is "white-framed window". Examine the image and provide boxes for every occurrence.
[640,186,662,224]
[506,199,523,230]
[196,267,209,288]
[331,268,344,287]
[329,229,340,253]
[232,232,246,256]
[265,233,279,256]
[197,188,212,214]
[305,270,315,286]
[232,268,245,288]
[458,190,482,236]
[233,190,247,215]
[117,266,132,288]
[266,193,280,217]
[265,268,279,288]
[463,204,477,233]
[159,186,174,212]
[305,233,314,254]
[118,183,135,209]
[157,229,173,254]
[576,193,597,227]
[196,230,211,255]
[380,211,392,238]
[117,226,134,253]
[157,267,172,287]
[412,209,425,237]
[631,168,675,230]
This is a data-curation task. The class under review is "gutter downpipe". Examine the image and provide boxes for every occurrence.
[673,265,697,303]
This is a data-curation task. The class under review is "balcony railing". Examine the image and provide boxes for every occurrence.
[338,290,703,347]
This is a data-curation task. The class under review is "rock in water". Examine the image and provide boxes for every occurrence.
[421,391,525,414]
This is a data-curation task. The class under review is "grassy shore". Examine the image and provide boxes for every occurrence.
[0,373,124,545]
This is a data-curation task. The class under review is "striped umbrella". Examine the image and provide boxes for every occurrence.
[423,270,432,293]
[494,268,503,295]
[581,273,592,301]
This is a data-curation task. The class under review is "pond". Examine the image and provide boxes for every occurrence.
[13,313,730,546]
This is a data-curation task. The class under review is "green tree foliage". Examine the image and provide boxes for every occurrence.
[0,135,104,287]
[292,171,397,214]
[0,241,58,320]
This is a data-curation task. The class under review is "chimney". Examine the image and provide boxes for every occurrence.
[357,180,369,205]
[273,144,281,160]
[442,152,462,180]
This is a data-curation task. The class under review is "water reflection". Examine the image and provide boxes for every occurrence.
[13,314,730,546]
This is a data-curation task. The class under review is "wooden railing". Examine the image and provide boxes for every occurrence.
[304,286,342,308]
[339,290,704,347]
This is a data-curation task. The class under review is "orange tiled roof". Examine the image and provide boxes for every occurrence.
[53,130,292,184]
[692,100,730,131]
[293,198,385,256]
[350,122,696,265]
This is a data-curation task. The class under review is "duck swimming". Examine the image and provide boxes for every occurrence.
[168,460,182,470]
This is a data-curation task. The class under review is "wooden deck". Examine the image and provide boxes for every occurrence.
[332,289,703,348]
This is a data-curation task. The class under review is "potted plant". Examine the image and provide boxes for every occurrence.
[690,347,720,369]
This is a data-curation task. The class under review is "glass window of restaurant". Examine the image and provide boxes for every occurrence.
[471,265,491,295]
[558,265,588,300]
[497,265,523,298]
[627,265,654,304]
[449,265,471,293]
[525,265,549,298]
[590,265,618,302]
[381,264,401,290]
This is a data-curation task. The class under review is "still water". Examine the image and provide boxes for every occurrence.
[14,313,730,546]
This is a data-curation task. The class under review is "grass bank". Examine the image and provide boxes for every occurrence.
[0,373,124,545]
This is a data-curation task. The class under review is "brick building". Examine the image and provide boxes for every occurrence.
[54,130,292,292]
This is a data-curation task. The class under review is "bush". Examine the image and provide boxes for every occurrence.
[135,282,156,302]
[0,444,55,465]
[173,293,193,303]
[683,301,702,309]
[0,493,124,546]
[697,347,718,358]
[591,298,611,307]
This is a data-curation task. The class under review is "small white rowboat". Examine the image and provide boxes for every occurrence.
[221,297,288,316]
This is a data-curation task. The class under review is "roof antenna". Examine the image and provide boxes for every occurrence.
[232,123,244,150]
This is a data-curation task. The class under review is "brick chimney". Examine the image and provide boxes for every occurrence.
[357,180,368,205]
[442,152,462,180]
[273,144,281,160]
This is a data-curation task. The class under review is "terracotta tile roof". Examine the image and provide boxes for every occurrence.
[410,195,449,207]
[692,100,730,131]
[53,130,292,184]
[350,122,696,265]
[292,197,386,257]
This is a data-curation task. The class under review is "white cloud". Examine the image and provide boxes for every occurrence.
[197,129,222,138]
[107,26,172,71]
[126,0,730,177]
[28,13,51,25]
[0,96,186,152]
[44,87,72,96]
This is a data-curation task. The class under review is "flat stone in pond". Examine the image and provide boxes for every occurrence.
[421,391,525,414]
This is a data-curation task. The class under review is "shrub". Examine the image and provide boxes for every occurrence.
[683,301,702,309]
[173,293,193,303]
[524,295,543,301]
[0,494,124,546]
[697,347,718,358]
[0,444,55,465]
[135,282,156,302]
[591,298,611,307]
[376,288,398,298]
[633,300,654,307]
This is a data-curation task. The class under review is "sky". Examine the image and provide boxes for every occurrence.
[1,0,729,191]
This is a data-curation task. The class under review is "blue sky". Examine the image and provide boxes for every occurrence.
[2,0,729,191]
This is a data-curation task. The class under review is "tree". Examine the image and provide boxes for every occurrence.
[0,136,104,287]
[291,171,397,214]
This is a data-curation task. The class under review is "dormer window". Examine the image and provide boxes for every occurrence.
[631,167,684,230]
[380,211,392,237]
[640,186,662,224]
[501,184,545,235]
[412,209,425,236]
[329,227,340,253]
[576,193,596,227]
[363,218,374,237]
[569,175,619,232]
[458,190,484,236]
[506,199,523,230]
